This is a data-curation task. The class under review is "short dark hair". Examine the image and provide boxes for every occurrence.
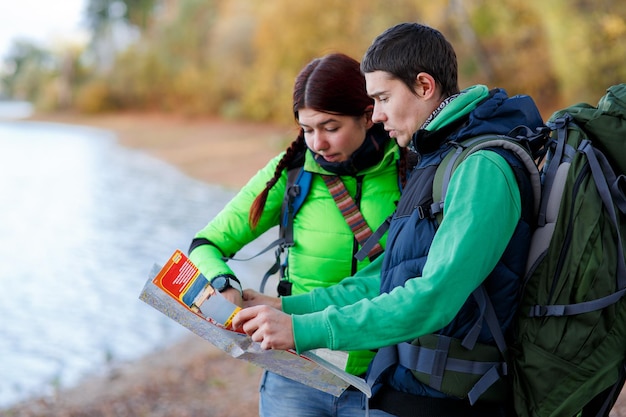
[293,53,372,120]
[361,22,460,97]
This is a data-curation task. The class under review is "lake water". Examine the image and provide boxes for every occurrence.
[0,118,276,408]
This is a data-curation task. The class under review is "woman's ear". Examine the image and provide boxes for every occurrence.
[414,73,438,100]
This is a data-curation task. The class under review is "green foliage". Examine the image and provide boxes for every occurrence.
[3,0,626,121]
[155,0,218,68]
[1,40,55,101]
[86,0,158,32]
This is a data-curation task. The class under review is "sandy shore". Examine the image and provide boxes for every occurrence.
[5,112,626,417]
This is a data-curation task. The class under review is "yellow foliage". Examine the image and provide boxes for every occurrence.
[237,0,425,124]
[7,0,626,121]
[164,65,219,116]
[74,80,115,114]
[601,15,626,39]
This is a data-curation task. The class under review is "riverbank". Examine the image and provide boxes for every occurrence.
[3,112,291,417]
[26,111,294,189]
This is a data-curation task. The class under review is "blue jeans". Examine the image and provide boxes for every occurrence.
[259,371,395,417]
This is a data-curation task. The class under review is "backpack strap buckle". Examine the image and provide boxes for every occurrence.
[529,305,548,317]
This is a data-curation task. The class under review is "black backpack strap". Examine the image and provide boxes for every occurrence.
[280,165,304,246]
[367,285,509,405]
[539,115,572,227]
[355,216,391,262]
[259,245,284,294]
[258,165,304,294]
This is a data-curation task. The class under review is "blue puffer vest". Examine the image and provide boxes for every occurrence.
[369,89,545,403]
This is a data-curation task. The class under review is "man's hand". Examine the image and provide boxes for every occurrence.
[242,289,281,309]
[232,305,295,351]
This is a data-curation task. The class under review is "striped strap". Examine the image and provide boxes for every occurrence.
[322,175,383,260]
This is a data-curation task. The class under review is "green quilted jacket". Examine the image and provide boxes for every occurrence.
[189,139,400,375]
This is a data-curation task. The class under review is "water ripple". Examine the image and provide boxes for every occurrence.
[0,121,277,407]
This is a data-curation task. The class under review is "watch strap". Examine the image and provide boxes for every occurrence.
[228,275,242,295]
[211,274,242,295]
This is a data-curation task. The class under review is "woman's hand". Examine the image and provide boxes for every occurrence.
[232,305,295,350]
[220,287,243,307]
[242,289,282,310]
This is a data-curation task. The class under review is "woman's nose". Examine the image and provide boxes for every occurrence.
[312,131,329,152]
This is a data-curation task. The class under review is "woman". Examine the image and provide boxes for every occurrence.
[188,53,404,417]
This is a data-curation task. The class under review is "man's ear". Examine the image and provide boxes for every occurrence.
[414,73,438,99]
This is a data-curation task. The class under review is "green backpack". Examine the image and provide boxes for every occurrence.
[418,85,626,415]
[362,85,626,415]
[511,84,626,417]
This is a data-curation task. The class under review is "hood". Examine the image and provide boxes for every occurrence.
[411,87,545,155]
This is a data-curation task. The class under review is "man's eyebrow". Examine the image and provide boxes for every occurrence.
[368,90,387,99]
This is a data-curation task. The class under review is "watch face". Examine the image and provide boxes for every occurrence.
[211,276,228,292]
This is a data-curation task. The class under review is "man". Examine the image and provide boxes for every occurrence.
[234,22,544,416]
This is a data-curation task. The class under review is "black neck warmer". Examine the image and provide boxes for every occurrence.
[311,123,390,176]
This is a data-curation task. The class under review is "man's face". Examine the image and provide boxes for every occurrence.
[365,71,432,148]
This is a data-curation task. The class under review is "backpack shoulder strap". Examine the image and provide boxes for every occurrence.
[258,161,312,293]
[280,165,312,245]
[432,134,542,225]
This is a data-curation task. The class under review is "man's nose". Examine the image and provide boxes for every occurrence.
[372,104,386,123]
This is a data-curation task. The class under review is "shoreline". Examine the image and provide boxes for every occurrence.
[26,112,294,189]
[4,112,287,417]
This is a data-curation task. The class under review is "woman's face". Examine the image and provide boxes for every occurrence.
[298,108,373,163]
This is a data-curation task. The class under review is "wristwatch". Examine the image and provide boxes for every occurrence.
[210,274,242,296]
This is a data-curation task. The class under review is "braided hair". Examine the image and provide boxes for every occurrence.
[249,131,306,228]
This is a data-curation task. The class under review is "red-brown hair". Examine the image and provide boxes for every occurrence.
[248,53,408,228]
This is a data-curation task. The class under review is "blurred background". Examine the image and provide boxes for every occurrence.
[1,0,626,414]
[2,0,626,123]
